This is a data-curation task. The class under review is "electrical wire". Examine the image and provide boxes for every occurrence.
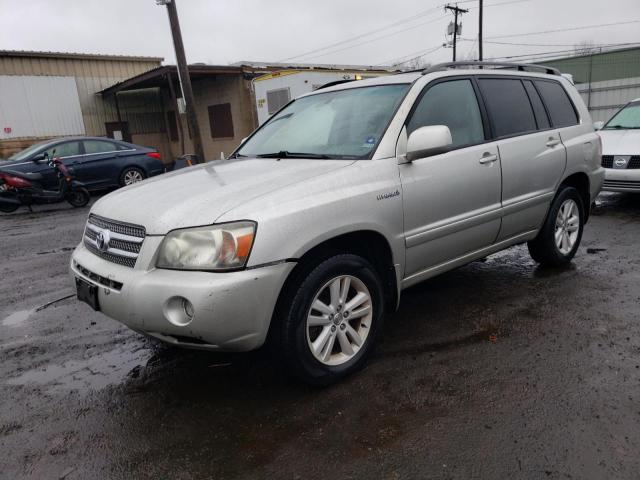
[486,19,640,39]
[293,14,448,62]
[278,6,443,62]
[378,45,444,66]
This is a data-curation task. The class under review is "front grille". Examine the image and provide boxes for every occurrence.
[603,180,640,190]
[601,155,640,169]
[83,214,145,268]
[74,261,123,290]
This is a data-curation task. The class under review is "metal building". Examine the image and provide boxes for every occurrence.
[0,50,162,158]
[542,46,640,122]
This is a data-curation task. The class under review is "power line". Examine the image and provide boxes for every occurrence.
[278,6,442,62]
[292,14,448,62]
[378,45,444,66]
[486,19,640,40]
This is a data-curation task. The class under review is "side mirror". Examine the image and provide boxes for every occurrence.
[406,125,453,162]
[593,121,604,131]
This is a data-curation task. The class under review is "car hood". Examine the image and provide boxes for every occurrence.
[91,158,355,234]
[599,129,640,156]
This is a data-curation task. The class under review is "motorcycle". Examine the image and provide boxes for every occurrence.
[0,151,90,213]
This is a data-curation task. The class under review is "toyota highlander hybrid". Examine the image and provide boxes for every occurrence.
[71,62,604,385]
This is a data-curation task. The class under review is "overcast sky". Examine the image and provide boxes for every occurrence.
[1,0,638,67]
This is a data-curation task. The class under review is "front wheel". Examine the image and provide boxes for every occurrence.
[66,188,90,208]
[278,254,385,386]
[528,186,584,267]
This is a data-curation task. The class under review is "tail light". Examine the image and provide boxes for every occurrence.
[146,152,161,161]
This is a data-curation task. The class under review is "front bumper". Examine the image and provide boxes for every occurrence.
[602,168,640,192]
[70,241,294,352]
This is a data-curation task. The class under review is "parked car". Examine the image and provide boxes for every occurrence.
[70,62,604,385]
[0,136,165,191]
[595,98,640,192]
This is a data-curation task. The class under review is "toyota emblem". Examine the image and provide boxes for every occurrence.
[95,230,111,252]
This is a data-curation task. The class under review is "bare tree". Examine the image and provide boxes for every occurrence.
[574,41,597,56]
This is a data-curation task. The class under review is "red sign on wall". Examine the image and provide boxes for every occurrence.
[3,127,11,134]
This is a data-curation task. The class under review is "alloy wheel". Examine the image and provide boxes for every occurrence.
[306,274,372,366]
[555,198,580,255]
[124,170,143,185]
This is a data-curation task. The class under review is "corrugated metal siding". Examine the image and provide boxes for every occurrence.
[0,75,84,139]
[0,55,160,137]
[544,48,640,84]
[576,76,640,122]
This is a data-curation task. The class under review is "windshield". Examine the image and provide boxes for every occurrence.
[237,84,410,159]
[604,101,640,129]
[7,139,53,161]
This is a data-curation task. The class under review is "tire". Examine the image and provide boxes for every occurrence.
[277,254,385,386]
[527,186,585,267]
[66,188,90,208]
[119,167,146,187]
[0,202,19,213]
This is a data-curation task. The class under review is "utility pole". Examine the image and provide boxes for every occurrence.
[478,0,484,60]
[445,4,468,62]
[157,0,205,163]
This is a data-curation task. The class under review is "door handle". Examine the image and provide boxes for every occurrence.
[479,153,498,165]
[546,138,561,148]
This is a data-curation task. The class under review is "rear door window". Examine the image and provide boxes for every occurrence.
[83,140,117,154]
[407,79,485,148]
[523,80,550,130]
[534,80,579,127]
[478,78,537,138]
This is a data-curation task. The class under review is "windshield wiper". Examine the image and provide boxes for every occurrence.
[256,151,331,159]
[604,125,639,130]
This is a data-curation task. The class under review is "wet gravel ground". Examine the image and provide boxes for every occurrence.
[1,193,639,480]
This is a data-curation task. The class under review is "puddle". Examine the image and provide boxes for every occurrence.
[2,309,35,326]
[6,346,153,394]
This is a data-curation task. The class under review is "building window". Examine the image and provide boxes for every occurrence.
[167,111,179,142]
[266,88,291,115]
[208,103,234,139]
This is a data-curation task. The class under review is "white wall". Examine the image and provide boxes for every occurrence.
[0,75,85,140]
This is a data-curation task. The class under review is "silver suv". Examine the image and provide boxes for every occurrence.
[71,62,604,385]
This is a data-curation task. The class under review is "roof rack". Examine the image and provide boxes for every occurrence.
[422,61,561,76]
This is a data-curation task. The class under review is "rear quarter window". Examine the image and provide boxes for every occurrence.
[534,80,579,127]
[478,78,537,138]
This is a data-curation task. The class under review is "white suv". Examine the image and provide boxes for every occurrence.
[71,62,604,385]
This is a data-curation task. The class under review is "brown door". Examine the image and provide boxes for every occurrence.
[105,122,131,143]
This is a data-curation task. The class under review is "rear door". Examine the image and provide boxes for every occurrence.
[399,78,502,280]
[75,139,125,188]
[476,77,566,241]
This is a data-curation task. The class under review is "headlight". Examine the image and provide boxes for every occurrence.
[156,221,256,271]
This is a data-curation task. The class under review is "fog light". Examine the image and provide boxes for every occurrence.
[164,296,195,326]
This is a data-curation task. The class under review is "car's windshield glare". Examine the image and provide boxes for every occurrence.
[604,102,640,129]
[237,84,410,159]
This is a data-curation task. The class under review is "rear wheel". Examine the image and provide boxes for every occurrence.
[528,186,584,266]
[66,188,90,208]
[0,201,19,213]
[277,254,384,386]
[120,167,146,187]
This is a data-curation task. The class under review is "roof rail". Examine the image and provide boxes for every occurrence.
[422,61,561,76]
